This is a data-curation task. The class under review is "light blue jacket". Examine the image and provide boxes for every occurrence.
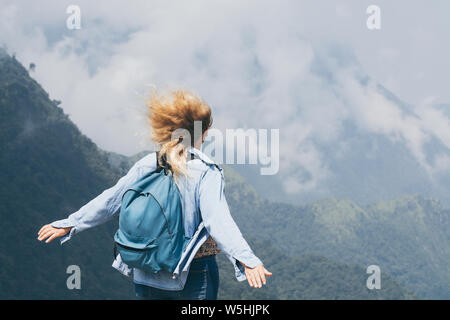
[51,147,263,290]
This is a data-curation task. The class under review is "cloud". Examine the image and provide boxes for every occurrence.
[1,0,450,195]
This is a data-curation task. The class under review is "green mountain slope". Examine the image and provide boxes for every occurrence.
[0,50,133,299]
[0,51,416,299]
[216,241,415,300]
[222,166,450,298]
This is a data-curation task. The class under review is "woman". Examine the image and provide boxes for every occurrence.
[37,89,271,300]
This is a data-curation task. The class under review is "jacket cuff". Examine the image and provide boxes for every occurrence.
[50,218,77,245]
[228,253,263,282]
[239,255,263,269]
[234,260,246,282]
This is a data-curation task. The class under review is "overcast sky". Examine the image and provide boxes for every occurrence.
[1,0,450,194]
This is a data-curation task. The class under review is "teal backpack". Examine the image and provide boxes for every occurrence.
[113,152,190,274]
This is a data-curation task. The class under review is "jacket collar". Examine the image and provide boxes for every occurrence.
[187,146,216,165]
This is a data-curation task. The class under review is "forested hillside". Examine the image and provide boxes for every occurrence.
[0,50,132,299]
[223,166,450,299]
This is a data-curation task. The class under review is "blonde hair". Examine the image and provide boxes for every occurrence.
[147,89,212,178]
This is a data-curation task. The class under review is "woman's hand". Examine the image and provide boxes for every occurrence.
[37,224,72,243]
[242,263,272,288]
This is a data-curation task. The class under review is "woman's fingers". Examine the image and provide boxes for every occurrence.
[246,270,256,288]
[45,233,59,243]
[244,265,272,288]
[247,269,263,288]
[254,270,262,288]
[246,272,254,287]
[242,263,272,288]
[38,229,54,241]
[258,268,267,285]
[38,226,71,243]
[38,224,51,236]
[246,275,252,287]
[38,225,47,235]
[258,267,272,285]
[264,268,272,276]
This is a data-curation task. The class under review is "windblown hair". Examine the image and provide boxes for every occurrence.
[147,89,213,178]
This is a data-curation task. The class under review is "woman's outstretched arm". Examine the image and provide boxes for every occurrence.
[198,167,272,288]
[38,154,155,244]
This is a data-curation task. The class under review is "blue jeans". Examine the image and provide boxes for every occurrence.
[134,255,219,300]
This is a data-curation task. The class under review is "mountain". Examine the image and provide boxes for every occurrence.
[0,50,414,299]
[0,49,135,299]
[216,243,415,300]
[100,149,154,176]
[232,77,450,209]
[222,166,450,298]
[233,130,445,207]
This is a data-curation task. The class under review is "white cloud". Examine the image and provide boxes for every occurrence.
[1,0,450,195]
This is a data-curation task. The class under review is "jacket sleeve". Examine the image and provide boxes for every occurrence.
[198,166,263,276]
[51,155,154,245]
